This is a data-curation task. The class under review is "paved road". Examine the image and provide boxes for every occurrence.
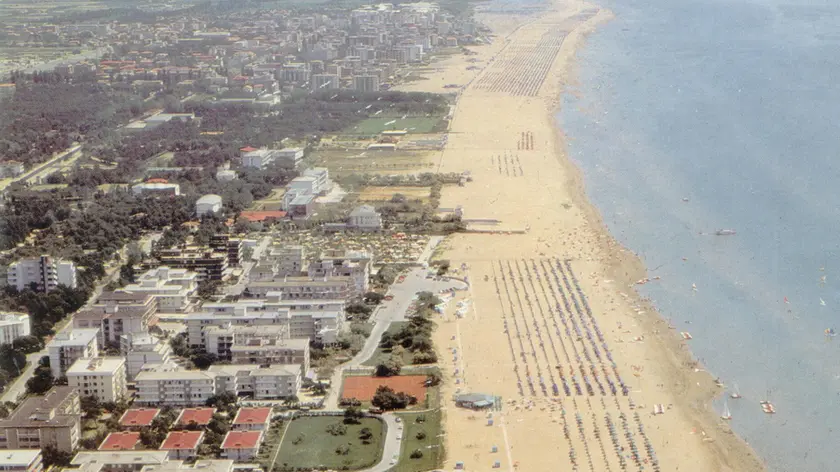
[225,236,271,296]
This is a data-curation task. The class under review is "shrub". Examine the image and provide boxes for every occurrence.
[415,431,426,440]
[410,449,424,459]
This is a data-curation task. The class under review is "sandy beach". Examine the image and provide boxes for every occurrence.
[397,1,768,470]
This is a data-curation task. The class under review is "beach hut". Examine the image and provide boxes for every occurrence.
[491,446,498,453]
[455,462,465,470]
[493,461,501,468]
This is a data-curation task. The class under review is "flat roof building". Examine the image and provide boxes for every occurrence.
[67,357,128,402]
[0,313,31,346]
[0,449,43,472]
[0,387,81,452]
[47,328,100,378]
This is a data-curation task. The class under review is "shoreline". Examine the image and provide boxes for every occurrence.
[398,0,766,470]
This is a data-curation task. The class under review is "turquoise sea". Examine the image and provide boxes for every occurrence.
[559,0,840,470]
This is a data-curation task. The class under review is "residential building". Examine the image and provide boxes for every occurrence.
[246,276,353,299]
[176,408,215,428]
[156,247,229,282]
[209,235,243,267]
[284,192,315,219]
[73,292,158,345]
[274,148,304,169]
[348,205,383,231]
[0,313,30,345]
[99,432,141,451]
[160,431,203,460]
[196,195,222,217]
[302,168,332,195]
[119,409,159,429]
[120,333,173,380]
[353,74,379,92]
[66,357,128,402]
[69,451,169,472]
[208,364,300,399]
[311,74,339,91]
[185,311,287,349]
[204,325,289,361]
[0,387,81,452]
[239,147,274,169]
[0,449,42,472]
[230,337,310,373]
[120,267,199,313]
[231,408,271,432]
[47,329,100,378]
[7,256,77,292]
[137,460,234,472]
[134,365,216,407]
[221,431,262,461]
[307,250,371,295]
[287,176,317,196]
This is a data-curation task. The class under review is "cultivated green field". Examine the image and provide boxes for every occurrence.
[275,416,385,470]
[393,386,443,472]
[345,116,444,135]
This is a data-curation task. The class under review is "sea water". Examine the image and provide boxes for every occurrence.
[558,0,840,470]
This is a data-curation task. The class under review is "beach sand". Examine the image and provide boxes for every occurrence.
[396,1,767,471]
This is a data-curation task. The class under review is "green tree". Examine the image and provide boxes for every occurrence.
[343,406,363,425]
[374,353,402,377]
[25,366,54,395]
[41,446,72,468]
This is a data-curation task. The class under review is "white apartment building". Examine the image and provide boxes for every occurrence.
[230,337,310,373]
[246,276,353,299]
[0,313,31,345]
[204,324,289,361]
[186,311,287,349]
[240,148,274,169]
[274,148,304,169]
[302,167,332,195]
[195,195,222,217]
[208,364,300,399]
[47,329,100,378]
[353,74,379,92]
[7,256,77,292]
[73,292,158,346]
[307,250,371,295]
[0,450,43,472]
[121,267,198,312]
[135,365,216,407]
[70,451,169,472]
[66,357,128,402]
[120,333,173,380]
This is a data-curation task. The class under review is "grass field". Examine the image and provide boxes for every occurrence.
[359,186,432,202]
[345,116,444,135]
[310,149,435,178]
[393,386,443,472]
[275,416,385,470]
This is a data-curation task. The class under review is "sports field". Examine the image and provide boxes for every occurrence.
[346,116,443,135]
[359,186,432,202]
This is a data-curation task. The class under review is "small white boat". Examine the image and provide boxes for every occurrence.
[730,383,742,399]
[715,229,737,236]
[721,400,732,420]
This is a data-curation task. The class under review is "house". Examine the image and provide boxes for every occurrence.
[0,387,81,452]
[46,328,100,378]
[66,357,128,402]
[119,409,160,429]
[348,205,382,231]
[231,408,271,432]
[240,147,274,169]
[98,432,141,451]
[0,449,43,472]
[7,256,77,292]
[176,408,216,428]
[454,393,496,410]
[196,195,222,217]
[0,313,31,345]
[160,431,204,459]
[221,431,262,461]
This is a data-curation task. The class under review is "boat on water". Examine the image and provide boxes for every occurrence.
[730,383,742,399]
[715,229,737,236]
[721,400,732,420]
[760,400,776,414]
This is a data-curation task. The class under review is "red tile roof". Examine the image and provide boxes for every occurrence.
[239,211,287,222]
[240,146,259,152]
[233,407,272,425]
[177,408,216,426]
[160,431,204,450]
[119,408,160,427]
[222,431,262,449]
[99,432,140,451]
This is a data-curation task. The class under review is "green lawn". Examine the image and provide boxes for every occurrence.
[275,416,385,470]
[345,116,443,135]
[393,386,443,472]
[257,420,287,469]
[362,322,410,367]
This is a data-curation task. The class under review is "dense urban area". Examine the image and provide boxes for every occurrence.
[0,0,486,471]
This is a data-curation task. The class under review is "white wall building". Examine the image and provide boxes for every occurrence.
[120,333,173,380]
[348,205,383,231]
[131,182,181,196]
[66,357,127,402]
[121,267,198,313]
[7,256,77,292]
[196,194,223,217]
[47,329,100,378]
[208,364,300,399]
[240,148,274,169]
[135,364,216,407]
[287,176,317,196]
[274,148,304,169]
[0,313,31,345]
[302,167,332,195]
[0,449,43,472]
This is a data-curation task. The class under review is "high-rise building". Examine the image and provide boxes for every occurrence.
[7,256,77,292]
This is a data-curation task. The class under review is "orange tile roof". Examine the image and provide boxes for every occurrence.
[222,431,262,449]
[233,407,272,425]
[119,408,160,427]
[160,431,204,450]
[239,211,287,222]
[99,432,140,451]
[177,408,216,426]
